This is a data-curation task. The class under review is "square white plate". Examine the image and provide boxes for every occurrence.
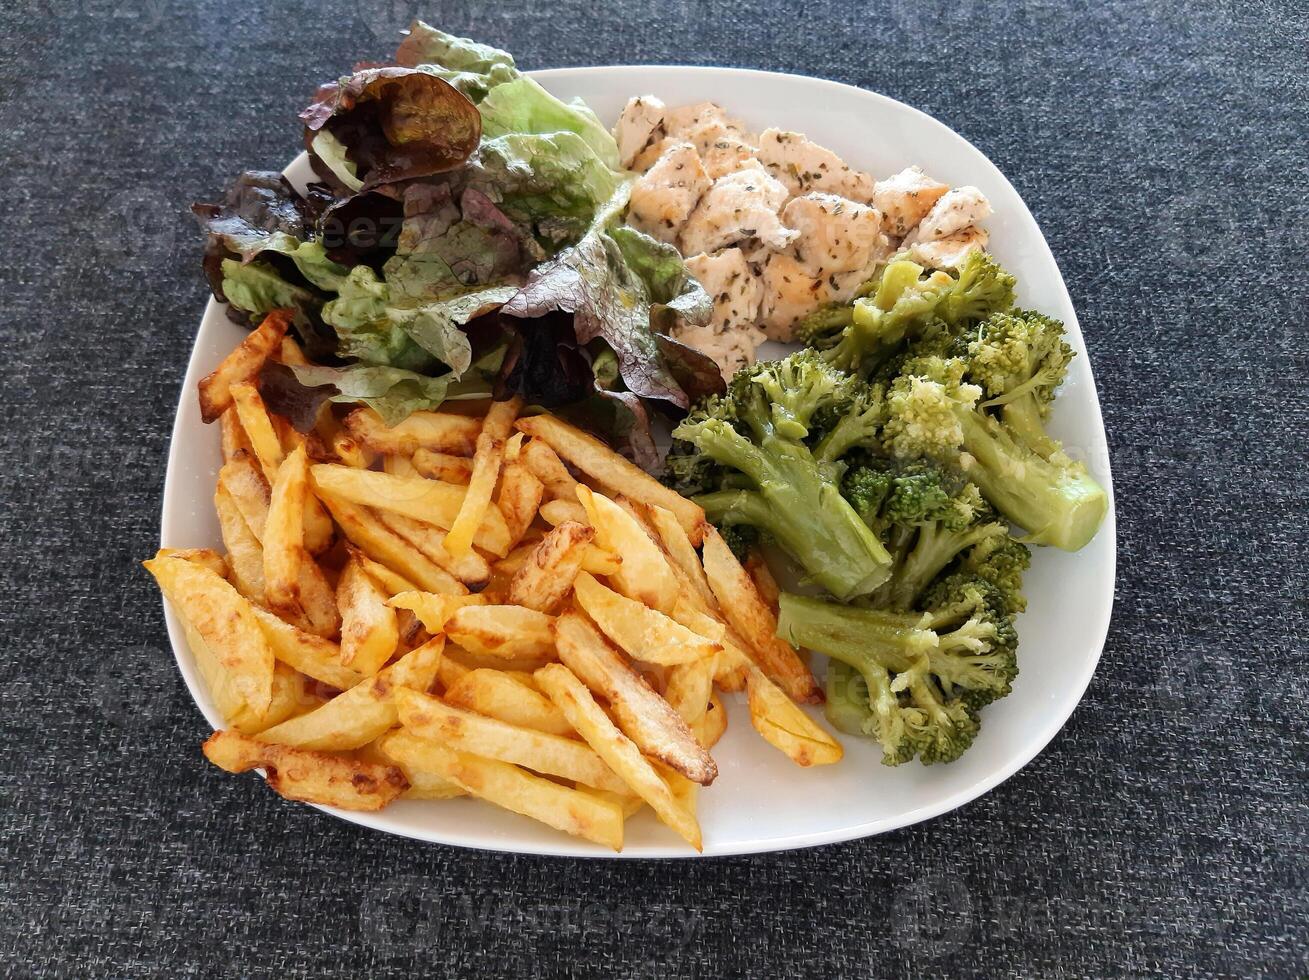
[160,65,1116,857]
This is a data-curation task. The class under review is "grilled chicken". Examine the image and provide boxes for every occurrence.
[628,142,712,244]
[873,165,950,238]
[679,163,796,256]
[757,128,875,202]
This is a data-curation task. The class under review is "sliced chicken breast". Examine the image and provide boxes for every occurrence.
[627,142,712,244]
[614,95,667,170]
[757,128,875,202]
[873,166,951,238]
[903,186,992,244]
[679,163,796,256]
[903,226,989,269]
[782,192,888,279]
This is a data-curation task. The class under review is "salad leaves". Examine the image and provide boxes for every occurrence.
[195,21,721,462]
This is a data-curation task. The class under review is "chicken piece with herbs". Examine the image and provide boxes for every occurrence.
[904,186,992,245]
[757,128,875,202]
[613,95,667,170]
[873,165,951,238]
[679,162,796,256]
[904,225,990,269]
[674,248,767,379]
[783,192,889,279]
[627,141,712,244]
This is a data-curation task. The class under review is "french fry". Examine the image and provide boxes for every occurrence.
[396,689,628,794]
[535,663,700,851]
[669,597,754,694]
[662,653,718,741]
[444,644,552,675]
[446,605,554,660]
[331,431,375,469]
[230,382,285,484]
[145,554,273,715]
[263,445,308,619]
[218,453,271,542]
[539,498,589,527]
[344,406,480,456]
[702,692,728,748]
[278,335,310,367]
[202,730,407,811]
[446,397,521,557]
[249,606,362,691]
[745,667,843,766]
[443,669,574,737]
[257,637,444,750]
[745,552,782,614]
[576,486,679,613]
[347,547,419,597]
[374,510,491,589]
[387,590,487,632]
[411,449,473,483]
[508,521,594,614]
[497,460,543,548]
[520,438,579,501]
[337,553,400,674]
[515,415,705,542]
[382,454,420,479]
[571,573,720,666]
[361,734,465,800]
[553,613,716,785]
[649,508,715,610]
[310,464,512,556]
[701,526,821,704]
[157,547,228,579]
[214,485,265,601]
[320,496,466,596]
[378,730,624,850]
[581,546,623,577]
[219,407,254,462]
[197,309,292,423]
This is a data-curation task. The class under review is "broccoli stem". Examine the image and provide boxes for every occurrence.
[955,409,1107,551]
[997,396,1063,461]
[886,522,1005,610]
[776,594,934,676]
[824,660,874,736]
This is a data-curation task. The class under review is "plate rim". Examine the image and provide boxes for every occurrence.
[159,64,1117,859]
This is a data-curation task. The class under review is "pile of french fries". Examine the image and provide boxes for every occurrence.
[147,310,842,851]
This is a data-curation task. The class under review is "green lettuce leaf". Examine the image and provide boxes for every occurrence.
[395,21,519,103]
[479,78,622,172]
[221,259,317,315]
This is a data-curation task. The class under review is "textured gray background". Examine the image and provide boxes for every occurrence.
[1,0,1306,977]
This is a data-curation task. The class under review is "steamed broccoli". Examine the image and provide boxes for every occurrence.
[881,343,1108,552]
[815,252,1017,375]
[672,351,894,600]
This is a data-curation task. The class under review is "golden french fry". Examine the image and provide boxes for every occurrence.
[344,406,480,456]
[702,692,728,748]
[446,605,554,660]
[576,486,678,613]
[572,573,720,666]
[446,397,521,557]
[443,668,574,737]
[508,521,594,614]
[202,730,407,811]
[444,644,552,675]
[535,663,700,851]
[249,605,362,691]
[515,415,705,542]
[396,689,627,794]
[331,431,375,469]
[669,598,753,695]
[553,612,715,786]
[278,335,310,367]
[145,554,273,715]
[382,454,420,479]
[497,459,543,548]
[263,445,308,618]
[411,449,473,484]
[649,508,715,610]
[214,485,265,601]
[387,590,487,632]
[701,526,821,704]
[198,309,292,423]
[220,407,254,462]
[218,453,271,542]
[520,437,580,502]
[230,382,285,483]
[337,553,400,674]
[378,730,624,850]
[320,496,467,596]
[310,464,511,557]
[745,667,843,766]
[745,552,781,614]
[157,547,228,579]
[580,546,623,577]
[663,652,718,742]
[257,637,444,750]
[347,546,419,597]
[361,734,465,800]
[374,510,491,589]
[539,498,589,527]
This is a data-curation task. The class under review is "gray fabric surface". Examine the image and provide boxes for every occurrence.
[1,0,1306,976]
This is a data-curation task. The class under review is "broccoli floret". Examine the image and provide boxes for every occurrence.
[674,351,894,600]
[793,303,855,349]
[880,354,1108,551]
[716,522,759,562]
[817,252,1017,376]
[778,594,987,766]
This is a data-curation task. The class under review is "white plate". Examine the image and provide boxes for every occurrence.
[160,65,1116,858]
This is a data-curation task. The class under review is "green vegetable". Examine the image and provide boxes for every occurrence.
[394,21,520,103]
[479,77,622,171]
[672,351,894,600]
